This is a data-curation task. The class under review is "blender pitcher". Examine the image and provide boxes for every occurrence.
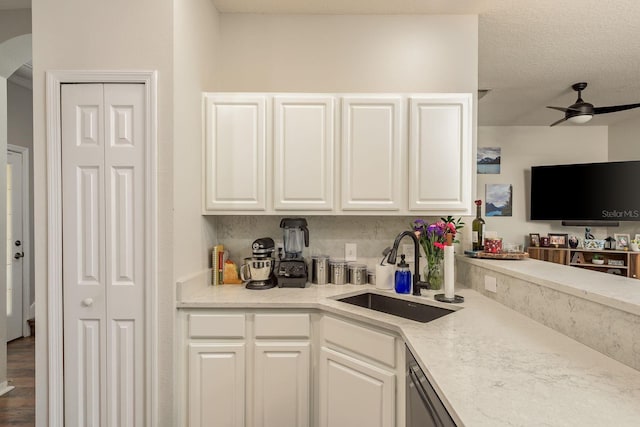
[280,218,309,259]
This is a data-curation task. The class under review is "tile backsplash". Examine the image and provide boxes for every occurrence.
[214,215,471,262]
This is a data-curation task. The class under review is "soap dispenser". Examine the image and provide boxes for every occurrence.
[394,254,411,294]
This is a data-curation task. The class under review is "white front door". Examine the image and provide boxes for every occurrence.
[6,150,23,342]
[61,83,146,426]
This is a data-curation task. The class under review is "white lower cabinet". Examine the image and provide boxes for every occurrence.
[184,311,312,427]
[319,347,395,427]
[183,311,404,427]
[254,342,311,427]
[189,343,246,427]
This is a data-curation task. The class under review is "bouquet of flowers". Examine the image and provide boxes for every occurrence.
[412,216,464,288]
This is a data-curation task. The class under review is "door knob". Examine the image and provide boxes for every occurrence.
[82,298,94,307]
[14,240,21,247]
[14,252,24,259]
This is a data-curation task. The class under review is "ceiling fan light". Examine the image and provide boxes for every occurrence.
[567,114,593,124]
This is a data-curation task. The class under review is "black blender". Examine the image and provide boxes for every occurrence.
[277,218,309,288]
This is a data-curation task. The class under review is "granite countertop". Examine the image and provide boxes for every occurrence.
[178,283,640,427]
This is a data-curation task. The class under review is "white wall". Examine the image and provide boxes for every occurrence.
[173,0,220,283]
[608,115,640,161]
[219,14,477,93]
[31,0,174,424]
[7,80,34,308]
[477,126,609,246]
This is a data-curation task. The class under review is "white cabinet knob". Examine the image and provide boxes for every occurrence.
[82,298,94,307]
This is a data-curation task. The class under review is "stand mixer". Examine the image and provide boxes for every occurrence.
[240,237,277,290]
[277,218,309,288]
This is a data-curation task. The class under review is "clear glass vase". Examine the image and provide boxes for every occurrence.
[424,258,444,290]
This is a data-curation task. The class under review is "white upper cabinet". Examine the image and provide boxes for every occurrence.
[408,94,473,214]
[203,94,267,211]
[202,92,473,215]
[341,96,403,210]
[273,96,334,210]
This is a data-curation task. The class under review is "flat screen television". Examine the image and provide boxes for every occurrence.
[530,161,640,221]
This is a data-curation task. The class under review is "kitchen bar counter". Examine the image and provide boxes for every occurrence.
[178,283,640,426]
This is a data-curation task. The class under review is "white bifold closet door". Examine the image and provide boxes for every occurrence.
[61,83,145,427]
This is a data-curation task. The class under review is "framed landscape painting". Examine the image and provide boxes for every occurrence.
[477,147,501,174]
[486,184,513,216]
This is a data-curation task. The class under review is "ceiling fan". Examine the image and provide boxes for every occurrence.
[547,82,640,126]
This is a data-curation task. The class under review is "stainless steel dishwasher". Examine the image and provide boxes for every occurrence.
[406,346,456,427]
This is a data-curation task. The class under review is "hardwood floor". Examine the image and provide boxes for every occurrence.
[0,336,35,426]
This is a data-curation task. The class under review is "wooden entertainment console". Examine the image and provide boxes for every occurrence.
[528,247,640,279]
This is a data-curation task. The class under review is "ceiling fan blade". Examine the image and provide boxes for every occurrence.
[549,117,568,127]
[546,106,581,113]
[593,103,640,115]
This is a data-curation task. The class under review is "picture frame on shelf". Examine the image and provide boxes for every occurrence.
[549,233,568,248]
[614,233,631,250]
[584,239,605,250]
[529,233,540,247]
[635,234,640,242]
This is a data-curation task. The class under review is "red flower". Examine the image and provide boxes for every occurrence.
[434,242,445,250]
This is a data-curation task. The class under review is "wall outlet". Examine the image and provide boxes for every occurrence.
[484,275,497,293]
[345,243,357,261]
[402,244,415,260]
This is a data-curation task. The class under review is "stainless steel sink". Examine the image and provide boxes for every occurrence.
[336,292,455,323]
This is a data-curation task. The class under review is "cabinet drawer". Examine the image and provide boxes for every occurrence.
[254,313,310,338]
[189,313,246,338]
[322,316,396,368]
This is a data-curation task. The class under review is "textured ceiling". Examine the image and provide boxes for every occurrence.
[0,0,30,10]
[212,0,640,126]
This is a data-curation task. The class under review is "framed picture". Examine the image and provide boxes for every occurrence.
[477,147,501,174]
[614,233,630,250]
[549,233,568,248]
[529,233,540,247]
[635,234,640,242]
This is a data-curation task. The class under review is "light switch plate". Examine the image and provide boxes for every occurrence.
[345,243,357,261]
[484,275,497,293]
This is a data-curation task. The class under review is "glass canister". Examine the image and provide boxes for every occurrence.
[348,264,368,285]
[394,254,412,294]
[329,259,348,285]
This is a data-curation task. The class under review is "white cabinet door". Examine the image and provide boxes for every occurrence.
[62,83,146,427]
[341,96,403,210]
[189,343,246,427]
[408,94,472,214]
[273,96,334,210]
[204,95,267,211]
[254,342,311,427]
[319,347,395,427]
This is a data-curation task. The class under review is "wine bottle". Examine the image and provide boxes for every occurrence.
[472,200,485,251]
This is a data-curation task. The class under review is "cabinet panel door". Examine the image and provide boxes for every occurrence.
[189,343,246,427]
[204,95,267,211]
[273,96,334,210]
[319,347,395,427]
[254,342,311,427]
[409,94,472,214]
[341,97,403,210]
[62,83,147,427]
